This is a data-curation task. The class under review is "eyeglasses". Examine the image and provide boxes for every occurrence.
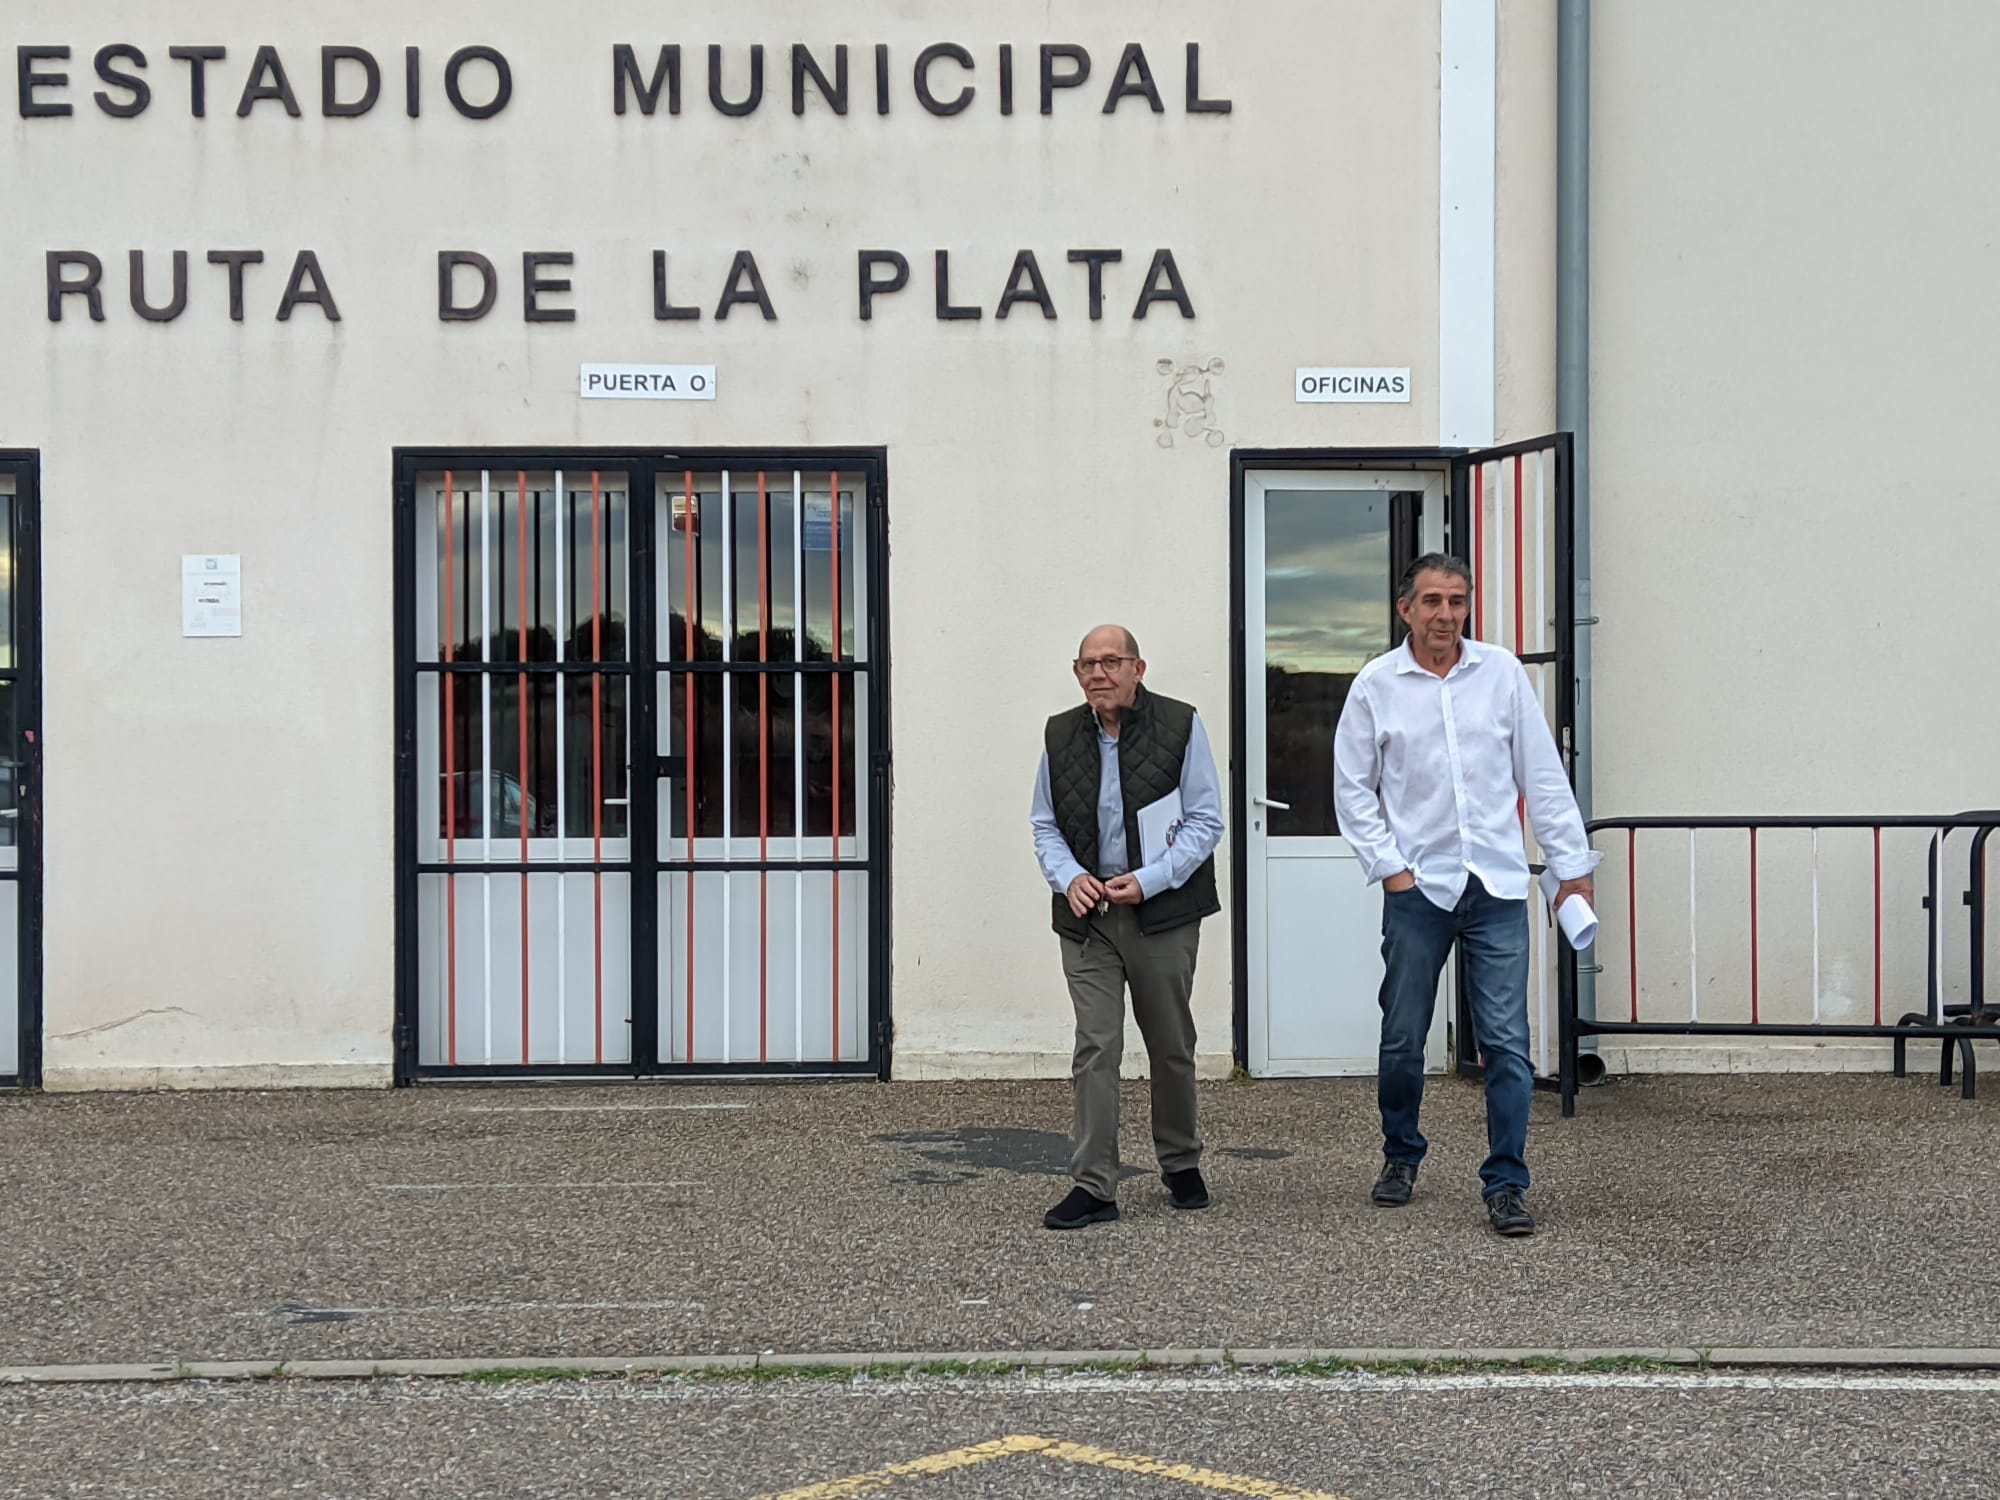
[1073,655,1136,675]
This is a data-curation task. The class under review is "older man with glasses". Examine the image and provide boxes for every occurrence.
[1029,624,1226,1230]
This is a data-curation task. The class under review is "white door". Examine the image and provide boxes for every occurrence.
[1244,470,1449,1076]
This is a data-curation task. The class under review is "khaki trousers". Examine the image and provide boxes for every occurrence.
[1058,903,1204,1200]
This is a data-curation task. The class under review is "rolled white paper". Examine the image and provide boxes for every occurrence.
[1555,893,1598,950]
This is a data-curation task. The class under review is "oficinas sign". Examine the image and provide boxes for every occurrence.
[21,40,1230,328]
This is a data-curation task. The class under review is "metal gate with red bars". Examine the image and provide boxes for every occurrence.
[0,451,42,1090]
[1448,433,1577,1083]
[1557,813,2000,1112]
[393,449,890,1080]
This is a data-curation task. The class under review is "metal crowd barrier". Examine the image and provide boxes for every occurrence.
[1557,813,2000,1115]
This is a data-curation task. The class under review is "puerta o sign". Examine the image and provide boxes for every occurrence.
[1296,367,1411,403]
[580,362,716,400]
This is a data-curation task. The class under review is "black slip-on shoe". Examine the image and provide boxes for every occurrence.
[1163,1167,1210,1210]
[1486,1187,1535,1236]
[1371,1159,1419,1207]
[1043,1185,1120,1230]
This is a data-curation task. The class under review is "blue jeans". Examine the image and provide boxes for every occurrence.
[1377,880,1532,1198]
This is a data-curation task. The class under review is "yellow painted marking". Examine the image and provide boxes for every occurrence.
[745,1434,1042,1500]
[1039,1437,1355,1498]
[746,1433,1354,1500]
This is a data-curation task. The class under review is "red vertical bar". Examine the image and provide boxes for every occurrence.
[591,472,604,1064]
[1627,828,1638,1023]
[1511,453,1524,653]
[1748,827,1760,1025]
[1873,827,1883,1025]
[1472,464,1485,640]
[443,471,458,1065]
[518,472,531,1064]
[830,470,843,1063]
[684,471,698,1060]
[758,471,770,1063]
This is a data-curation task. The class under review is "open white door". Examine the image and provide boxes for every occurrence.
[1244,469,1451,1077]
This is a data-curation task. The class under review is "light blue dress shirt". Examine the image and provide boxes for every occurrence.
[1030,710,1226,900]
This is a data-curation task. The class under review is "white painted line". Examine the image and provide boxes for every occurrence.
[11,1351,2000,1390]
[458,1103,750,1113]
[239,1301,705,1319]
[84,1371,2000,1401]
[466,1372,2000,1403]
[603,1371,2000,1401]
[373,1181,704,1191]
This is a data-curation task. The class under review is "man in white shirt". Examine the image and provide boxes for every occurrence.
[1332,554,1598,1236]
[1029,625,1227,1230]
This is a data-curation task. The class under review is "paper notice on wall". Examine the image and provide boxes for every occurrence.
[803,490,851,553]
[182,554,242,638]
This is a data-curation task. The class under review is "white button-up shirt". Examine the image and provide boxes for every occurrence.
[1332,636,1599,909]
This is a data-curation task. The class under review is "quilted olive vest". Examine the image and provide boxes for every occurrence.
[1044,685,1221,940]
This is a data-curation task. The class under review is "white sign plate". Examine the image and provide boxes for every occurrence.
[182,554,242,638]
[580,363,717,401]
[1296,367,1412,403]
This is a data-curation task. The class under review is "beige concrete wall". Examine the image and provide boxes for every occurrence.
[3,0,1446,1084]
[1494,0,1556,442]
[1591,0,2000,1042]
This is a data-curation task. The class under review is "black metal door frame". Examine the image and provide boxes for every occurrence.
[393,447,891,1083]
[0,450,43,1090]
[1228,447,1464,1068]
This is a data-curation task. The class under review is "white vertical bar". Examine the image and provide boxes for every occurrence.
[847,478,870,1060]
[1688,828,1699,1024]
[720,472,735,1064]
[1534,451,1547,653]
[554,473,568,1065]
[414,487,442,863]
[659,481,678,1061]
[1934,830,1946,1022]
[480,470,495,1063]
[1439,0,1496,447]
[1810,828,1822,1024]
[848,479,870,850]
[793,470,805,1063]
[1534,658,1551,1073]
[1536,882,1550,1077]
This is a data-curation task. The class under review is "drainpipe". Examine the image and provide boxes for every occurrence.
[1557,0,1603,1079]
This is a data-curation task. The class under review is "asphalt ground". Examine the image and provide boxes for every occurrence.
[0,1073,1994,1366]
[4,1369,1997,1498]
